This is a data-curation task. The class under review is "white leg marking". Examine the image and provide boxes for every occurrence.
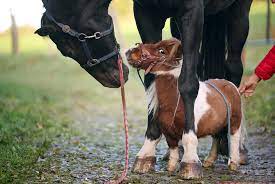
[240,101,247,150]
[137,137,161,158]
[146,82,158,116]
[194,82,211,132]
[168,147,179,171]
[229,128,241,165]
[205,138,218,163]
[178,140,183,147]
[169,147,179,163]
[181,131,200,163]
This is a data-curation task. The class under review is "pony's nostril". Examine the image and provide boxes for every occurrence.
[141,53,148,59]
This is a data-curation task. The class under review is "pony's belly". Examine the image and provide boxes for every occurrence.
[196,119,227,138]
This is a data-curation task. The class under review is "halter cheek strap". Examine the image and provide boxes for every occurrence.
[145,61,158,75]
[44,11,119,68]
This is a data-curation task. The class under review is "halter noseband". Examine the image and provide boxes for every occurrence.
[44,11,120,68]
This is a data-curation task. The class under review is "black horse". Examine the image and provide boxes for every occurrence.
[36,0,252,179]
[133,0,251,179]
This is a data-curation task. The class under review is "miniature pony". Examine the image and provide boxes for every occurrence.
[126,38,244,175]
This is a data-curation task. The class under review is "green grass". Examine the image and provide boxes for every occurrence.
[0,1,274,183]
[0,80,72,183]
[243,78,275,130]
[243,45,275,130]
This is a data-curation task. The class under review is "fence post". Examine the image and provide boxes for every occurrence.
[266,0,271,43]
[10,9,19,55]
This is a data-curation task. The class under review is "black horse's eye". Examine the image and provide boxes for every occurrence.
[158,48,165,55]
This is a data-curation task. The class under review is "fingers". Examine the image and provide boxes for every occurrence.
[238,85,246,94]
[239,83,255,97]
[239,83,251,94]
[244,91,254,98]
[239,74,260,97]
[240,86,255,98]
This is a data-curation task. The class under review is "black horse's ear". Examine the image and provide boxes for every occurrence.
[35,26,55,36]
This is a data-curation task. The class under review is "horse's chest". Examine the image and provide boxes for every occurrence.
[134,0,179,12]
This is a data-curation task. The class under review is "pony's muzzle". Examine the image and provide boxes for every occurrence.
[125,47,143,67]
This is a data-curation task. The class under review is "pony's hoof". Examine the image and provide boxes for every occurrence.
[203,160,214,168]
[228,161,238,171]
[179,162,203,179]
[239,147,249,165]
[132,156,156,173]
[167,165,177,173]
[167,161,177,173]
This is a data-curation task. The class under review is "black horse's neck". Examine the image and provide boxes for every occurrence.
[43,0,112,19]
[42,0,114,35]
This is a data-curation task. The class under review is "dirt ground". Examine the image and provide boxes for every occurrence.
[29,105,275,184]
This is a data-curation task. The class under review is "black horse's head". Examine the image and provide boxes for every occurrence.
[35,0,129,88]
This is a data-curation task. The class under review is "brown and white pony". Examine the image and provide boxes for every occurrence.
[126,38,245,176]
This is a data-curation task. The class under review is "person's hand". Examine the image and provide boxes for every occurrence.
[239,73,261,97]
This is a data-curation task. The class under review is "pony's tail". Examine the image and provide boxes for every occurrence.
[240,100,248,150]
[198,12,227,80]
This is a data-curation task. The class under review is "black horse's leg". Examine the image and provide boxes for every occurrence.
[170,17,181,40]
[225,0,252,86]
[177,0,204,179]
[132,2,166,173]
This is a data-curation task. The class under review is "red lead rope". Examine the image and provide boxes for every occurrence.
[106,57,129,184]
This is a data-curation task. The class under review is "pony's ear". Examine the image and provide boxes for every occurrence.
[34,26,55,36]
[168,39,182,59]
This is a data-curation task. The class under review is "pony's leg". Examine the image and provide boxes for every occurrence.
[167,147,179,172]
[132,137,161,173]
[132,2,166,174]
[228,127,241,171]
[162,140,184,162]
[166,137,180,172]
[177,0,204,179]
[203,138,218,168]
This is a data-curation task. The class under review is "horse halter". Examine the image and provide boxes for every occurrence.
[44,11,120,68]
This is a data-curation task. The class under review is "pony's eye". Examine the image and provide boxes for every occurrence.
[158,48,165,55]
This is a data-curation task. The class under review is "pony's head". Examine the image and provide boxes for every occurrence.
[35,0,129,88]
[126,38,182,75]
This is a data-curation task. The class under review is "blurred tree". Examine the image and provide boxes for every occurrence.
[111,0,133,17]
[10,9,19,55]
